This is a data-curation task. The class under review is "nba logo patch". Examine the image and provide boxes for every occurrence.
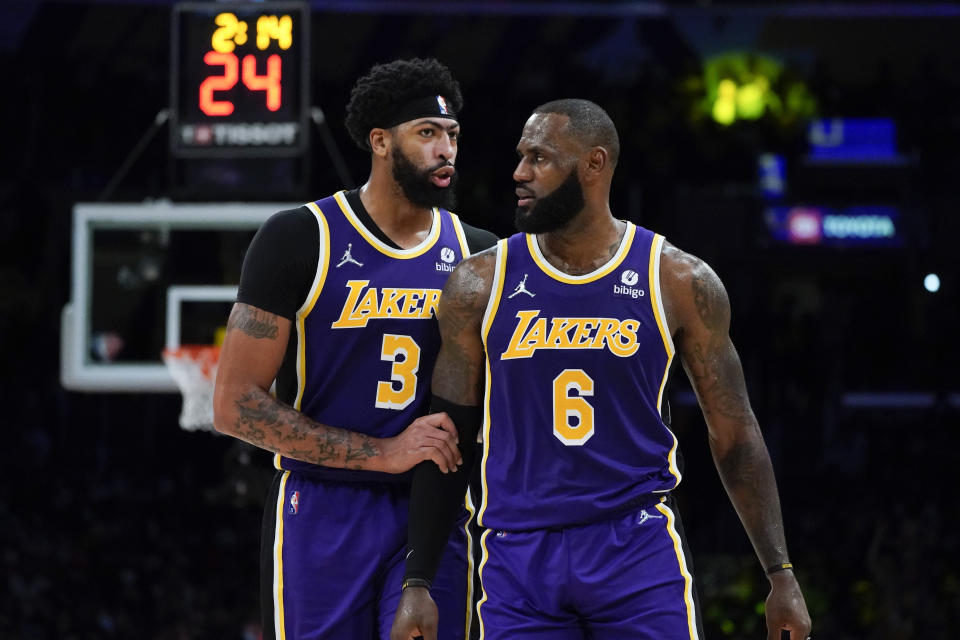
[289,490,300,515]
[436,95,449,114]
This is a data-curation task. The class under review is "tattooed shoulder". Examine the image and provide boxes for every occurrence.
[442,251,497,314]
[690,264,729,332]
[228,303,280,339]
[661,243,730,334]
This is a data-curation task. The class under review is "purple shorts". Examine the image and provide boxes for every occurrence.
[261,471,470,640]
[475,496,703,639]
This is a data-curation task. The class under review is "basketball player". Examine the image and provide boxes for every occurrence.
[390,99,811,640]
[212,58,497,640]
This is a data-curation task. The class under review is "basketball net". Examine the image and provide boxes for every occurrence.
[162,345,221,431]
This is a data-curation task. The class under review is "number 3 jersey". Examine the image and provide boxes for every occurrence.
[477,223,681,530]
[276,191,473,476]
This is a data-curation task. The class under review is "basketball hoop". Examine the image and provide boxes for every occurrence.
[162,345,221,431]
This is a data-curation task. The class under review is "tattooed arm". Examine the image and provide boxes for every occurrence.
[660,243,811,640]
[212,302,461,474]
[391,249,495,640]
[431,251,495,404]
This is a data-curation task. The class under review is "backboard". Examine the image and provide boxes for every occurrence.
[61,201,295,392]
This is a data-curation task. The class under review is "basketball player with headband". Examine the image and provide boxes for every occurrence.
[213,58,497,640]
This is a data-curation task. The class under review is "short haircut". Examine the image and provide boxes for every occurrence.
[533,98,620,166]
[344,58,464,150]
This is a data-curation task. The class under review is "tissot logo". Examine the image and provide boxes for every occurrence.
[180,123,299,147]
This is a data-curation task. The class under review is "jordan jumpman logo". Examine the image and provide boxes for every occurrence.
[336,243,363,268]
[508,273,535,298]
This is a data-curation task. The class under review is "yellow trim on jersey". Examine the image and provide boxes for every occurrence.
[296,202,332,409]
[273,203,331,471]
[450,211,471,258]
[333,190,441,259]
[273,471,291,639]
[526,222,636,284]
[648,234,675,362]
[475,528,494,640]
[463,489,478,639]
[656,501,701,640]
[477,239,508,528]
[649,233,681,487]
[662,433,682,489]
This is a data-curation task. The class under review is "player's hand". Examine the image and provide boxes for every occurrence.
[379,412,462,474]
[390,586,438,640]
[765,571,812,640]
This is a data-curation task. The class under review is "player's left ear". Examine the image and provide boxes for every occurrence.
[582,147,609,181]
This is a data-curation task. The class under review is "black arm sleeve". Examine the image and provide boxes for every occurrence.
[461,222,499,255]
[404,396,483,585]
[236,207,319,320]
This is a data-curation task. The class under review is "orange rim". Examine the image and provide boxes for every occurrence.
[162,345,221,378]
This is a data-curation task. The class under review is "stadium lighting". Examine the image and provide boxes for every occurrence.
[703,52,816,126]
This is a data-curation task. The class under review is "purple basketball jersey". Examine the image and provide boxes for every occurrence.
[478,224,680,530]
[277,191,471,475]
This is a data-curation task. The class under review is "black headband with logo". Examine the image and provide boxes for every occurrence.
[378,95,458,129]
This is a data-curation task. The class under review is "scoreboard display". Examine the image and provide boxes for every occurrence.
[170,2,309,157]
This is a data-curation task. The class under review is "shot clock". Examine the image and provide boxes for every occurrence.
[170,2,309,157]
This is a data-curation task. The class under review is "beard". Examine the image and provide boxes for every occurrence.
[391,148,458,211]
[514,168,584,234]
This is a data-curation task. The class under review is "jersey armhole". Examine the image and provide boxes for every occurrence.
[449,212,471,258]
[650,234,676,357]
[480,239,508,347]
[299,202,331,317]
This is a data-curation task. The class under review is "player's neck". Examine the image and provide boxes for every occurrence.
[537,208,625,277]
[358,176,435,249]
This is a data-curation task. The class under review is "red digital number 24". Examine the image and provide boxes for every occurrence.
[199,51,282,116]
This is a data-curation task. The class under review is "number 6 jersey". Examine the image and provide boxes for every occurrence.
[477,223,681,530]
